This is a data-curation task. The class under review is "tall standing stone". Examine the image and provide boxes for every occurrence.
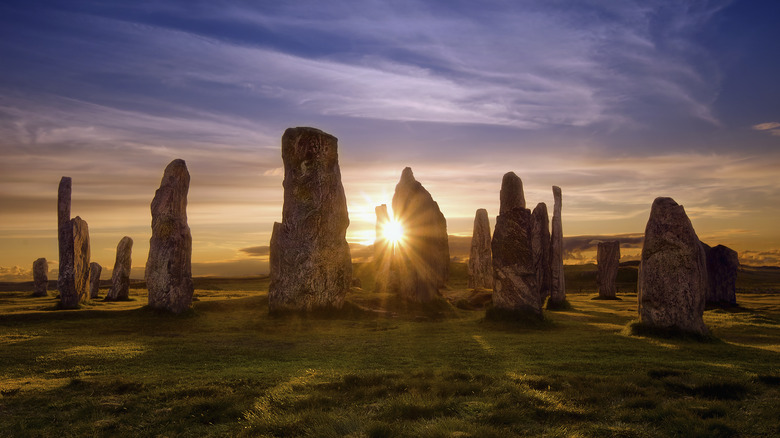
[638,197,708,335]
[71,217,91,305]
[107,236,133,301]
[702,243,739,307]
[374,204,391,293]
[548,185,567,307]
[468,208,493,290]
[88,262,102,299]
[57,177,77,305]
[32,258,48,297]
[269,127,352,312]
[146,159,193,314]
[388,167,450,302]
[491,172,541,317]
[531,203,551,301]
[597,241,620,299]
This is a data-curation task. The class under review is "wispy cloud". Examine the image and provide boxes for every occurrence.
[752,122,780,136]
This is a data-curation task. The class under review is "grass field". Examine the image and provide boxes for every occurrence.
[0,264,778,437]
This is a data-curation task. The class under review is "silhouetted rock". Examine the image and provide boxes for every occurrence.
[374,204,391,292]
[269,127,352,312]
[468,208,493,290]
[32,258,48,297]
[499,172,525,214]
[491,174,541,317]
[69,216,91,306]
[638,197,708,335]
[351,277,363,289]
[146,159,193,314]
[57,176,76,305]
[89,262,102,299]
[548,186,566,307]
[388,167,449,303]
[106,236,133,301]
[531,203,551,300]
[703,243,739,307]
[597,241,620,299]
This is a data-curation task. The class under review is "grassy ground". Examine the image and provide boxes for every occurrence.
[0,266,778,437]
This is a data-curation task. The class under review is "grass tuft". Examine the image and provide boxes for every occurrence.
[625,320,717,342]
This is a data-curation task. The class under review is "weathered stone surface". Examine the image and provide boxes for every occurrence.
[491,174,541,316]
[70,216,91,306]
[106,236,133,301]
[373,204,391,292]
[468,208,493,290]
[32,258,48,297]
[531,203,551,301]
[57,176,76,305]
[548,185,566,306]
[638,197,708,335]
[388,167,450,302]
[499,172,525,214]
[703,243,739,307]
[269,127,352,312]
[597,241,620,299]
[145,159,193,314]
[89,262,102,299]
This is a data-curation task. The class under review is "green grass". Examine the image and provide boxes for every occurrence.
[0,265,778,437]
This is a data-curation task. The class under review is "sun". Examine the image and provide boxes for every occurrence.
[383,220,404,245]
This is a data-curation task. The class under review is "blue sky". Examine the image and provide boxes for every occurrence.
[1,0,779,279]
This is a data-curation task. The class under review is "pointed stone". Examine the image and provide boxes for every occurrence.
[388,167,449,302]
[491,174,541,317]
[548,185,566,307]
[499,172,525,214]
[597,241,620,299]
[702,243,739,307]
[374,204,391,292]
[531,203,551,301]
[57,176,76,304]
[468,208,493,290]
[269,127,352,312]
[146,159,193,314]
[107,236,133,301]
[89,262,102,299]
[32,258,48,297]
[638,197,708,335]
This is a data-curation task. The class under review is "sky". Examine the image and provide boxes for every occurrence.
[1,0,779,280]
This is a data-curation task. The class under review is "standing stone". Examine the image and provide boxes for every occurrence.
[491,173,541,317]
[388,167,449,302]
[57,176,77,305]
[374,204,391,292]
[106,236,133,301]
[71,217,91,304]
[59,216,91,307]
[702,243,739,307]
[32,258,48,297]
[638,197,708,335]
[269,127,352,312]
[468,208,493,290]
[548,185,567,307]
[88,262,102,299]
[145,159,193,314]
[531,203,551,301]
[499,172,525,214]
[597,241,620,299]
